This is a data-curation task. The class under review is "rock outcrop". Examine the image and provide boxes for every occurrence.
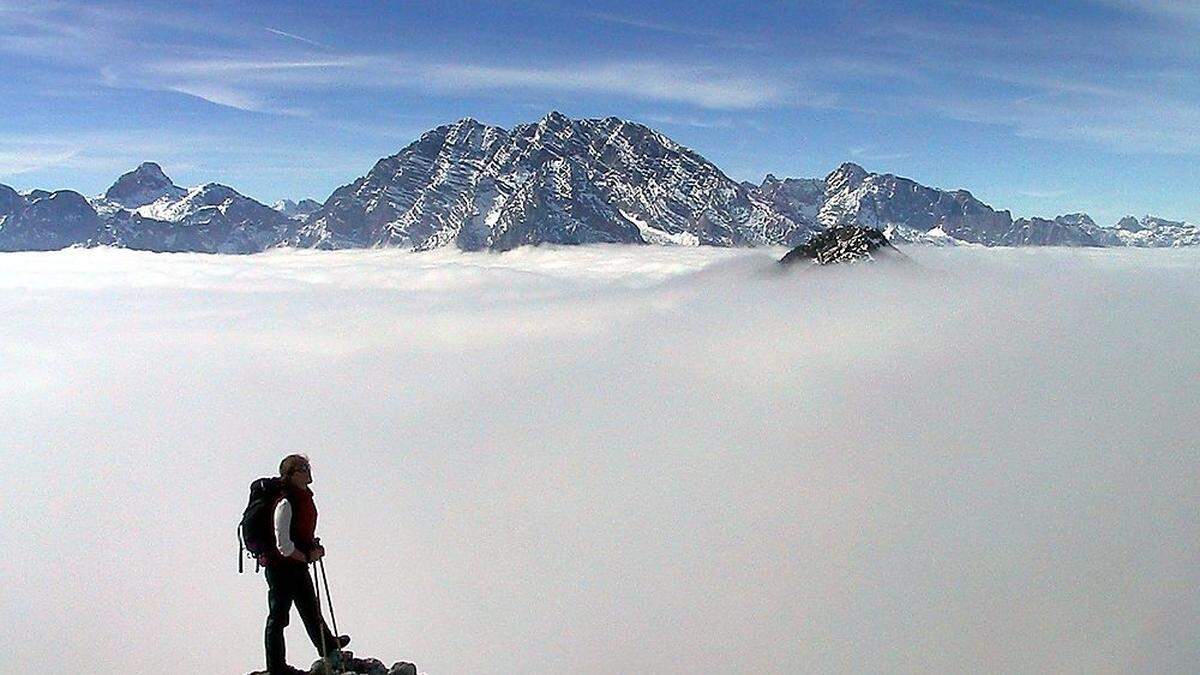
[779,225,908,266]
[248,650,418,675]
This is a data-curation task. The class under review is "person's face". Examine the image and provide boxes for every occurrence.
[289,463,312,488]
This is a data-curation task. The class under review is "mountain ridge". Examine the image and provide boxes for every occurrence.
[0,113,1195,252]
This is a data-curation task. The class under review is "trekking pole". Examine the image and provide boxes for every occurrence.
[318,557,342,643]
[313,562,329,669]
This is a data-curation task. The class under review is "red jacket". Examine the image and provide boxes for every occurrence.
[262,486,319,567]
[286,486,319,554]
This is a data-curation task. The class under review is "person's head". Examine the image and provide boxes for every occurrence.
[279,454,312,489]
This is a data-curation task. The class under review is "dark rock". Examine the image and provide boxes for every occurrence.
[779,225,907,266]
[0,189,102,251]
[249,652,418,674]
[103,161,186,208]
[1001,214,1103,246]
[296,650,419,675]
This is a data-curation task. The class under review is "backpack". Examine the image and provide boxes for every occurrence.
[238,477,284,573]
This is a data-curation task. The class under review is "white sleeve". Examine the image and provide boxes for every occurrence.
[274,499,296,557]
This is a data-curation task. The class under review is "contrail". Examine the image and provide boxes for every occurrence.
[265,27,331,50]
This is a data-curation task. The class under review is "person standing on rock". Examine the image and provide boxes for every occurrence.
[263,454,350,675]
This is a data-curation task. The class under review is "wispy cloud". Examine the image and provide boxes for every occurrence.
[0,131,194,181]
[165,83,267,113]
[0,1,790,113]
[0,148,80,176]
[424,61,783,109]
[2,0,1198,162]
[849,146,908,162]
[576,10,728,39]
[636,113,736,129]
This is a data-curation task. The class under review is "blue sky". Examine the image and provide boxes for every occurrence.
[1,0,1197,225]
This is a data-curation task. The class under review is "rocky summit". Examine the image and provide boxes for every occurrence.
[0,113,1197,253]
[779,225,907,266]
[102,161,186,209]
[248,650,418,675]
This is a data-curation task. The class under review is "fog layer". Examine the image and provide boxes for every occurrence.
[1,246,1196,673]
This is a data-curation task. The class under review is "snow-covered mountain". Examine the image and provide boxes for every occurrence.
[1104,216,1200,247]
[753,174,824,233]
[769,162,1192,247]
[0,165,297,253]
[101,182,294,253]
[816,162,1024,245]
[295,111,810,251]
[1,113,1197,253]
[273,198,323,219]
[93,168,295,253]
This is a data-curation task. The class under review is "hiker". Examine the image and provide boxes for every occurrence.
[262,454,350,675]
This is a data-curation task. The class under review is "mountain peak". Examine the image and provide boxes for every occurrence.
[830,161,867,178]
[135,161,167,175]
[537,110,574,129]
[104,162,184,208]
[122,162,172,186]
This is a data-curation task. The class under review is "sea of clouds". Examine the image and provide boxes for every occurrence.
[0,245,1197,673]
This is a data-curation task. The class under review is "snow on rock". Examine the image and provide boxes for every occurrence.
[295,112,812,251]
[816,162,1018,245]
[1108,215,1200,247]
[779,224,909,266]
[274,198,324,220]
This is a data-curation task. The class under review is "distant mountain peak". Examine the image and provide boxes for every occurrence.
[273,198,322,218]
[103,161,185,208]
[831,161,867,177]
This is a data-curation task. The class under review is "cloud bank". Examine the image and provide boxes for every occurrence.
[0,245,1197,673]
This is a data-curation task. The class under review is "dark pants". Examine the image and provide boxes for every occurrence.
[265,561,337,673]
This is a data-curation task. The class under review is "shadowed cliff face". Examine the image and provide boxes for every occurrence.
[1,245,1197,674]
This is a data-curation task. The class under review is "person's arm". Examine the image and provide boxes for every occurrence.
[273,499,308,563]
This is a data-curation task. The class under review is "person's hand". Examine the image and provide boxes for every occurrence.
[310,545,326,562]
